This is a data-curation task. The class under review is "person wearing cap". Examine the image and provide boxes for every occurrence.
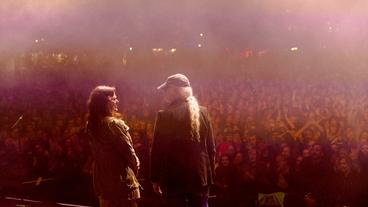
[150,74,216,207]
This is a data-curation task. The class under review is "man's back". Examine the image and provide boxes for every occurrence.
[151,99,216,192]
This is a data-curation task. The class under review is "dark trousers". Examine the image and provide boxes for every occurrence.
[99,197,138,207]
[163,187,209,207]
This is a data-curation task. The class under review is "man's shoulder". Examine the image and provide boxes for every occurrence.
[199,106,209,116]
[199,106,208,112]
[159,105,208,117]
[157,109,172,116]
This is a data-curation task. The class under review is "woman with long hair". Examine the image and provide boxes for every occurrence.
[86,86,140,207]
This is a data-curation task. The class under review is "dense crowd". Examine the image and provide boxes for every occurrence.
[1,51,368,207]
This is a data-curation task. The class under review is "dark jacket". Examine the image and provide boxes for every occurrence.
[87,117,140,200]
[328,171,366,207]
[150,99,216,192]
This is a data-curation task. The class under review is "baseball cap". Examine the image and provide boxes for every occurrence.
[157,73,190,90]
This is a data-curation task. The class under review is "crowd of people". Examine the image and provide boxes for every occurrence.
[1,51,368,207]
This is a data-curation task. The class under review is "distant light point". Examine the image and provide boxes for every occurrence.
[290,47,298,51]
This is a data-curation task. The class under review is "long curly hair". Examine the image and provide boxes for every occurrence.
[177,86,201,142]
[86,85,116,132]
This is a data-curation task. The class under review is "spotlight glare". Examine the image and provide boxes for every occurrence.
[152,48,163,52]
[290,47,298,51]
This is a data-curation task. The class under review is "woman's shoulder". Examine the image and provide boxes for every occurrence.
[104,117,130,131]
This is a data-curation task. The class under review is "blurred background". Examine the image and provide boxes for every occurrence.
[1,0,368,206]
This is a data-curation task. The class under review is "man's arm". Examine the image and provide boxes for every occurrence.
[150,111,169,183]
[203,109,216,182]
[150,111,171,196]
